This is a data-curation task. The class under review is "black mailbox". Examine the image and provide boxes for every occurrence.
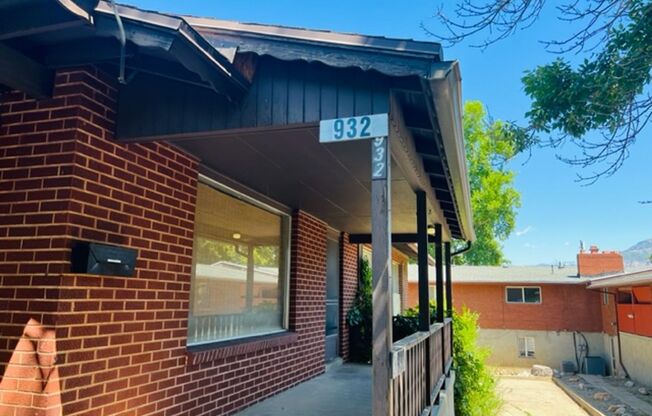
[71,241,137,277]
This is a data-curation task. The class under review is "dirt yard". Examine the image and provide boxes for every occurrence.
[498,377,589,416]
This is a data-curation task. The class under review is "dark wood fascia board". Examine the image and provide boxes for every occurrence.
[0,3,89,41]
[349,233,437,244]
[0,42,53,99]
[92,5,248,98]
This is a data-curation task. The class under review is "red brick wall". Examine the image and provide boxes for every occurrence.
[339,233,357,361]
[453,283,604,332]
[0,67,328,415]
[577,250,624,277]
[407,282,419,309]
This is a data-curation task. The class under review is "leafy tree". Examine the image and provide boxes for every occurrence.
[454,101,521,265]
[430,0,652,182]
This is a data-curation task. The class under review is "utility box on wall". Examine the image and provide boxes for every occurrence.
[71,241,137,277]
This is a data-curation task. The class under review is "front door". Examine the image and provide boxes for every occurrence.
[325,237,340,362]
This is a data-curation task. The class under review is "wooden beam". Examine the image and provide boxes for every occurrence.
[445,242,452,318]
[0,5,86,40]
[372,136,392,416]
[417,191,430,332]
[417,190,432,400]
[348,233,436,244]
[389,95,451,241]
[435,223,444,323]
[0,42,53,99]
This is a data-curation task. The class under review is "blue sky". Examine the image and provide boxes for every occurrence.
[124,0,651,265]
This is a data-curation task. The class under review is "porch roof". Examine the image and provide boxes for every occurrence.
[187,16,473,242]
[0,0,475,242]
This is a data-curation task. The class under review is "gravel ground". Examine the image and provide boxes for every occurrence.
[558,374,649,416]
[600,376,652,407]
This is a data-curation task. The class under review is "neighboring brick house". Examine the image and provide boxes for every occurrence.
[590,269,652,386]
[0,1,475,415]
[407,246,627,373]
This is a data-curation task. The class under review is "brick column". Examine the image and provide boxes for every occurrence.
[339,233,358,361]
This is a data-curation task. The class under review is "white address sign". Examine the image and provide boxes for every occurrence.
[319,113,388,143]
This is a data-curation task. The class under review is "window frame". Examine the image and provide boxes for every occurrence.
[187,174,292,347]
[518,336,536,358]
[505,286,542,304]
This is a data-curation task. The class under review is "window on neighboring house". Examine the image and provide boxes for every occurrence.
[506,287,541,304]
[187,181,290,346]
[518,336,536,358]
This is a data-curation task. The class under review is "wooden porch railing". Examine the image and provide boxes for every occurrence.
[391,318,453,416]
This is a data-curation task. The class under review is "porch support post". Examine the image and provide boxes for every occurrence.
[434,224,444,323]
[416,190,432,402]
[372,138,392,416]
[445,242,452,318]
[416,191,430,331]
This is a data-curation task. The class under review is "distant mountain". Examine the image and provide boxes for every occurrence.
[622,238,652,266]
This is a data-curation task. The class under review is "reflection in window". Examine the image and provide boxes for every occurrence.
[188,183,290,345]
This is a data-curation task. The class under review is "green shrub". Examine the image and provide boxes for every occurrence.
[453,308,502,416]
[392,300,438,342]
[346,257,373,362]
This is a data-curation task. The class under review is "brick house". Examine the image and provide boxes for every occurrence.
[407,246,628,374]
[589,268,652,386]
[0,1,475,415]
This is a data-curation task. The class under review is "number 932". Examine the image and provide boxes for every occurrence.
[333,116,371,140]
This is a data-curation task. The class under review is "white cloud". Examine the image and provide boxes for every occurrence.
[515,225,534,237]
[524,242,537,249]
[564,241,570,246]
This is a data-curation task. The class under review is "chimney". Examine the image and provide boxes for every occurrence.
[577,245,624,277]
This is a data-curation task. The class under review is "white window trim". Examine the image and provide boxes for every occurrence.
[505,286,542,304]
[518,336,536,358]
[188,175,292,346]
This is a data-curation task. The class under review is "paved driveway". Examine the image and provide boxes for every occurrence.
[498,377,589,416]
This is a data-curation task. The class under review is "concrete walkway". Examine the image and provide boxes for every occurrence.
[235,362,371,416]
[498,377,589,416]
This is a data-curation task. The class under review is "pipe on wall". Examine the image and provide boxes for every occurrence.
[587,287,630,379]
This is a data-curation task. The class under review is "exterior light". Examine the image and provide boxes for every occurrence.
[427,225,435,236]
[232,232,241,240]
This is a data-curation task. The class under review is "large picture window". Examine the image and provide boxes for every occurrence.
[188,181,290,345]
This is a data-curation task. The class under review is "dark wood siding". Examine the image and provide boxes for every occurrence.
[116,56,390,140]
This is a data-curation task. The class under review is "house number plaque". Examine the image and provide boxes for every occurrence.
[319,113,389,180]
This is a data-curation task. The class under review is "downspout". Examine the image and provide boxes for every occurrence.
[108,0,127,84]
[588,287,630,378]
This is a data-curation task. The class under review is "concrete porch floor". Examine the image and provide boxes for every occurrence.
[235,362,371,416]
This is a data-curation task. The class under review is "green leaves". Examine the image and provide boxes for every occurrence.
[453,308,502,416]
[522,0,652,179]
[457,101,521,265]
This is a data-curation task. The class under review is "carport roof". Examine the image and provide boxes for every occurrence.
[588,268,652,289]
